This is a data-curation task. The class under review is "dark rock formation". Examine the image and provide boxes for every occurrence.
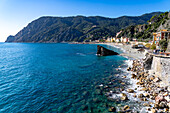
[143,53,153,70]
[97,45,119,56]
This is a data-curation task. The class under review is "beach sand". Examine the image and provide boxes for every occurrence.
[102,43,146,59]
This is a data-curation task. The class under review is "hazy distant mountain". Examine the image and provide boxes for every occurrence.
[5,12,163,43]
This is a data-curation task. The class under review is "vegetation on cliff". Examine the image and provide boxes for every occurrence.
[5,12,162,43]
[159,39,168,50]
[118,12,170,41]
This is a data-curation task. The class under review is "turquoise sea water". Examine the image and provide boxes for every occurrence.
[0,43,127,112]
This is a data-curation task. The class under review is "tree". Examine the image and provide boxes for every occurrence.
[159,39,168,50]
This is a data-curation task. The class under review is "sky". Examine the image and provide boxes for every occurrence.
[0,0,170,42]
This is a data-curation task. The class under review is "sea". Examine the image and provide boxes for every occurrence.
[0,43,141,112]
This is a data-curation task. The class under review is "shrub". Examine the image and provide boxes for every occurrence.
[150,44,156,50]
[162,19,166,25]
[145,43,151,48]
[99,39,105,42]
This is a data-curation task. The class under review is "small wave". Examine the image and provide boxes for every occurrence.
[76,53,86,56]
[79,63,94,68]
[124,59,133,67]
[112,45,120,49]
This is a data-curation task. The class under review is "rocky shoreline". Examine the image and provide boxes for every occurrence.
[126,58,170,112]
[101,57,170,112]
[108,45,170,113]
[99,44,170,112]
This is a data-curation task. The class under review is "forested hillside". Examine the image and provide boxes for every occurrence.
[6,12,162,43]
[118,12,170,41]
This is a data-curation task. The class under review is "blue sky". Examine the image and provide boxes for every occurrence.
[0,0,170,42]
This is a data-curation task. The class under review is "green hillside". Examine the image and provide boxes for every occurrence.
[5,12,163,43]
[118,12,170,41]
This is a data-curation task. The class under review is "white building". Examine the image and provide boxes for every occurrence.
[121,37,129,43]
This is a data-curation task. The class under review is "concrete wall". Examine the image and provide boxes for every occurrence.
[151,56,170,90]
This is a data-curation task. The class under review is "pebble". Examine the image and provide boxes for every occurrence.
[123,105,130,111]
[127,89,134,93]
[151,108,156,113]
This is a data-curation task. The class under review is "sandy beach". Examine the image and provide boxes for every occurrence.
[102,43,146,59]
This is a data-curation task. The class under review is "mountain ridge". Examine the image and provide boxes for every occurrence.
[5,12,163,43]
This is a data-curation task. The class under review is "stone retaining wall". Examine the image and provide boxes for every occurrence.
[166,39,170,52]
[151,56,170,90]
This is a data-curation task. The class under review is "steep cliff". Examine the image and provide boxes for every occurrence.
[5,12,162,43]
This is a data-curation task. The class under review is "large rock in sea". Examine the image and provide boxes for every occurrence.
[97,45,119,56]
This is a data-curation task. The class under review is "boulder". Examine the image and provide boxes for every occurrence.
[164,108,169,112]
[143,93,149,97]
[133,93,137,98]
[123,105,130,111]
[138,94,144,98]
[159,101,167,109]
[155,95,164,103]
[131,74,137,79]
[143,103,150,107]
[153,77,161,82]
[108,106,116,112]
[97,45,119,56]
[127,67,131,71]
[127,89,134,93]
[121,93,128,101]
[151,108,157,113]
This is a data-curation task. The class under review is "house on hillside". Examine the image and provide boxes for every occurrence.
[120,37,129,43]
[106,37,113,42]
[115,38,120,43]
[153,29,170,45]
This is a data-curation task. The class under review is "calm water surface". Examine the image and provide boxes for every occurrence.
[0,43,127,112]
